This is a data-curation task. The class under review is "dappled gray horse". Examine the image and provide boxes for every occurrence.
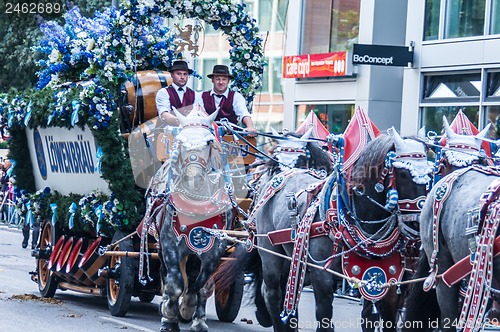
[254,129,431,332]
[147,107,235,332]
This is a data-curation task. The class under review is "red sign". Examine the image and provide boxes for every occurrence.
[282,52,347,78]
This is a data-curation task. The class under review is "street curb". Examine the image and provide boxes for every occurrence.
[0,224,22,233]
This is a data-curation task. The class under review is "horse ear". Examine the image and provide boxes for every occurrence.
[387,126,405,151]
[270,127,285,145]
[418,126,426,140]
[172,107,187,127]
[477,123,491,139]
[300,127,313,141]
[443,115,456,139]
[206,107,219,124]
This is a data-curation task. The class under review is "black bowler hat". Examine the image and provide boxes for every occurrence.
[207,65,234,79]
[168,60,193,74]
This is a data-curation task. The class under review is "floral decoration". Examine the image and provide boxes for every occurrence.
[29,187,53,223]
[2,0,264,237]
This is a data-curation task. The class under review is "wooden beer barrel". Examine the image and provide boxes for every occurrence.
[123,70,172,127]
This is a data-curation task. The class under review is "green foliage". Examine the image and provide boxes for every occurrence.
[7,123,35,192]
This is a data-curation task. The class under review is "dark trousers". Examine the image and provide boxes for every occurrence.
[22,221,40,249]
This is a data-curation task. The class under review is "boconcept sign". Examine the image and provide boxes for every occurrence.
[352,44,413,67]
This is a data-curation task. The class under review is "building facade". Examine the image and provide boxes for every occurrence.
[283,0,500,138]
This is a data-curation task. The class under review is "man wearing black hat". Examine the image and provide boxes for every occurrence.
[197,64,256,135]
[156,60,197,126]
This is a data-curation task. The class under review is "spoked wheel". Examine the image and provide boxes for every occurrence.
[215,272,245,322]
[106,231,135,317]
[37,221,59,298]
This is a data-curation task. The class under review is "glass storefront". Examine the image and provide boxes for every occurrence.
[296,104,354,134]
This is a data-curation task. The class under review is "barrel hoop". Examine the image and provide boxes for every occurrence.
[156,70,169,88]
[131,74,145,125]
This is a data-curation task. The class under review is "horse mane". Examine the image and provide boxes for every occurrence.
[350,135,428,190]
[265,133,333,175]
[350,135,394,189]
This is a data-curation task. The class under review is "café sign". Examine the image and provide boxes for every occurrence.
[282,52,348,78]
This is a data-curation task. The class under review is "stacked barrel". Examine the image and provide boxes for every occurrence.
[47,235,109,287]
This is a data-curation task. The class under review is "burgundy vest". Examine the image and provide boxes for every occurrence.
[166,86,195,115]
[201,91,238,124]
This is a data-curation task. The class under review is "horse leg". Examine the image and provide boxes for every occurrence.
[160,254,185,332]
[310,269,335,332]
[436,284,459,331]
[184,249,224,332]
[375,288,400,332]
[260,253,294,332]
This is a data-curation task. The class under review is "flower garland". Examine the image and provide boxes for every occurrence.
[120,0,266,106]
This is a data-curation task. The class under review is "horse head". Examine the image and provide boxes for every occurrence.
[170,105,228,209]
[350,128,432,236]
[267,127,333,175]
[439,115,491,175]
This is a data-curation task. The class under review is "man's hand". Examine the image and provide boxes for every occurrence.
[243,127,257,137]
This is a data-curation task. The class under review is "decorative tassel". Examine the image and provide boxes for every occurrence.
[50,203,57,226]
[25,200,34,226]
[68,202,77,229]
[384,188,399,211]
[95,146,103,174]
[70,100,80,126]
[24,101,32,127]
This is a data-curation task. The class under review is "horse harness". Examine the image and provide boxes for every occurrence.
[422,165,500,331]
[423,165,500,292]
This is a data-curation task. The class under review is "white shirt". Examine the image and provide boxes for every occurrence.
[194,89,251,121]
[156,83,199,116]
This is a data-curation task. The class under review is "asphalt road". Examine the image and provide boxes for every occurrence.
[0,224,363,331]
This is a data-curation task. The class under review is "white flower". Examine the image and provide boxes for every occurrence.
[48,49,61,63]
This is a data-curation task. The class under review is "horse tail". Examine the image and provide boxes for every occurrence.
[212,243,258,302]
[402,251,439,332]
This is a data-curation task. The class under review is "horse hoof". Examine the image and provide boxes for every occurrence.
[160,321,180,332]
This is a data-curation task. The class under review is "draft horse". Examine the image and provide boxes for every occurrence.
[252,128,431,331]
[403,121,498,332]
[146,107,236,332]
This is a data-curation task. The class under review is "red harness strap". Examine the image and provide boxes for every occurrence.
[281,198,320,321]
[424,167,473,291]
[459,178,500,331]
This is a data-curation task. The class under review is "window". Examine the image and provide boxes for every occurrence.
[424,0,441,41]
[424,0,493,39]
[421,73,482,133]
[445,0,485,38]
[296,104,354,134]
[258,0,288,32]
[261,57,283,94]
[422,106,479,134]
[423,73,481,101]
[492,0,500,34]
[485,71,500,138]
[301,0,360,54]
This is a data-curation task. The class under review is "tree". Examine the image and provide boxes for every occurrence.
[0,0,111,92]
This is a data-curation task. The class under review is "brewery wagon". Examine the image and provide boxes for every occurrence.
[11,70,257,320]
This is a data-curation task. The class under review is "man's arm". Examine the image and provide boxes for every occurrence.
[156,88,180,126]
[233,92,256,135]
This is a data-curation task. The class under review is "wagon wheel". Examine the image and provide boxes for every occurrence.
[107,231,135,317]
[37,221,59,298]
[215,272,244,322]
